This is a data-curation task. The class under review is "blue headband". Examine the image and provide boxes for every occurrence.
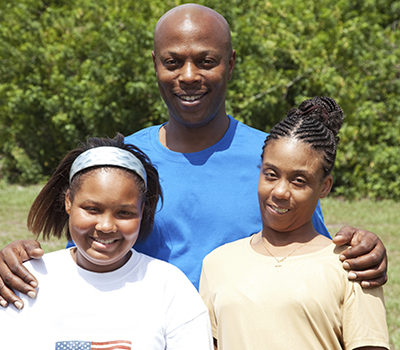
[69,146,147,188]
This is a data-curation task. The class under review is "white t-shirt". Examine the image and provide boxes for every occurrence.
[1,248,213,349]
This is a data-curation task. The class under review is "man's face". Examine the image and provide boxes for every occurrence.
[153,15,235,128]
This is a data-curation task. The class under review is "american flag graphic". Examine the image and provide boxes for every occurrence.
[55,340,132,350]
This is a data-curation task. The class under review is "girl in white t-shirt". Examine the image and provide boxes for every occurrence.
[2,134,212,350]
[200,97,389,350]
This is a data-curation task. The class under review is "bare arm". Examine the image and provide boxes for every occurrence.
[0,240,44,309]
[332,226,387,288]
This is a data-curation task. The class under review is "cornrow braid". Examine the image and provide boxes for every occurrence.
[263,97,344,176]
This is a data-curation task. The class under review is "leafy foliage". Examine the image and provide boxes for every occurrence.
[1,0,399,199]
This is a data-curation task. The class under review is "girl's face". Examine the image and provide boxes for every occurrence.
[258,138,332,234]
[65,168,144,273]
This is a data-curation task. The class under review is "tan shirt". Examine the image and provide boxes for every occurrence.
[200,237,389,350]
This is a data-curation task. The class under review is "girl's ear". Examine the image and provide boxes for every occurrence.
[65,189,72,215]
[320,175,333,199]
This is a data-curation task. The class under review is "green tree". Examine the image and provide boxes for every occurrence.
[1,0,399,199]
[0,0,170,181]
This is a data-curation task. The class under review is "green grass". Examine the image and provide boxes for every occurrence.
[0,182,66,252]
[0,183,398,348]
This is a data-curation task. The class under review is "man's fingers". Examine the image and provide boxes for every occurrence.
[334,226,388,288]
[0,264,37,303]
[28,247,44,260]
[341,248,386,277]
[23,241,44,260]
[339,236,386,270]
[0,281,9,307]
[332,225,358,246]
[0,278,25,309]
[2,239,43,262]
[343,252,387,287]
[339,244,381,265]
[360,275,388,289]
[0,240,41,304]
[0,240,42,288]
[334,226,385,267]
[6,263,39,289]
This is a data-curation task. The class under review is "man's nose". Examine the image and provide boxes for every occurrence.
[179,61,200,84]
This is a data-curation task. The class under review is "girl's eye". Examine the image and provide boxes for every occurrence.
[293,178,307,186]
[118,210,136,218]
[264,172,277,180]
[85,207,99,213]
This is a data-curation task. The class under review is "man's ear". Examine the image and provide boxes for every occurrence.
[228,50,236,80]
[65,189,72,215]
[320,175,333,199]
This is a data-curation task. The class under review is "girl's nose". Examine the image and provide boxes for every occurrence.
[95,214,117,233]
[272,179,290,200]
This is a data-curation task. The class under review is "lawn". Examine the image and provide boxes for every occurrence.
[0,182,66,252]
[0,183,399,348]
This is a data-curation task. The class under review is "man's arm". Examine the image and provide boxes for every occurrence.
[333,226,387,288]
[0,240,43,309]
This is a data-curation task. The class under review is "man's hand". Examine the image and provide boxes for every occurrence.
[332,226,387,288]
[0,240,44,309]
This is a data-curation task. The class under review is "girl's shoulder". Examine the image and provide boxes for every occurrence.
[132,250,198,289]
[202,236,252,271]
[206,236,251,257]
[24,249,72,275]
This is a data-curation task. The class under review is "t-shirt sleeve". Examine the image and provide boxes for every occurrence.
[342,282,389,349]
[166,312,213,350]
[164,265,213,350]
[199,258,218,339]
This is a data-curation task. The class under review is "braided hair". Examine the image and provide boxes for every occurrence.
[263,97,344,177]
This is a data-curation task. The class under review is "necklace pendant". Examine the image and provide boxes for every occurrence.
[275,263,282,267]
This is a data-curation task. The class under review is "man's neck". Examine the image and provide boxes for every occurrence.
[159,114,230,153]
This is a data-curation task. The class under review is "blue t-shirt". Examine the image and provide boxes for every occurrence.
[68,116,329,288]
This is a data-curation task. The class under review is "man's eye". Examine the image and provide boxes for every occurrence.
[164,59,179,68]
[200,58,216,67]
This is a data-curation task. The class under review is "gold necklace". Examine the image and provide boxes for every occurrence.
[261,237,305,267]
